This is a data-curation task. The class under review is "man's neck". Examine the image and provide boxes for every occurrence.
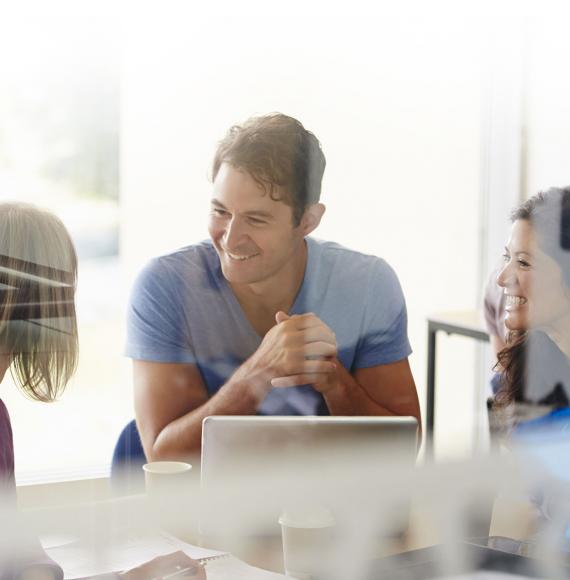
[230,240,308,333]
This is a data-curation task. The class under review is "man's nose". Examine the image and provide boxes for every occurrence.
[223,217,246,249]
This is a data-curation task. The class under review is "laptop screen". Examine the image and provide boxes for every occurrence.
[200,416,419,538]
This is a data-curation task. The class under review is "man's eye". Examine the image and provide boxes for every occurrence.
[518,259,531,268]
[247,217,266,225]
[502,253,510,262]
[212,208,228,217]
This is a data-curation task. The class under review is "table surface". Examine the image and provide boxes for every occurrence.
[427,310,489,336]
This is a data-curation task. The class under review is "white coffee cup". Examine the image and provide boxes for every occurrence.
[143,461,195,539]
[279,506,336,579]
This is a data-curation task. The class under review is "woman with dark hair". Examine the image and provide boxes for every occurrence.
[0,202,78,580]
[493,186,570,429]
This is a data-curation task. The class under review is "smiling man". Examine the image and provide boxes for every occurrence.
[126,113,421,461]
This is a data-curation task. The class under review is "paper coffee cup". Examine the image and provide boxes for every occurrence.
[143,461,195,540]
[279,507,336,579]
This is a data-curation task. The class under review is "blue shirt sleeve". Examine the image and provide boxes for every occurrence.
[352,259,412,368]
[125,258,197,364]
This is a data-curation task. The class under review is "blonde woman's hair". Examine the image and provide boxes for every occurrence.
[0,203,78,401]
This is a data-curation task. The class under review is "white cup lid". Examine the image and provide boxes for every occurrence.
[142,461,192,474]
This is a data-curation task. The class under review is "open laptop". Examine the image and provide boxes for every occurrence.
[200,416,419,538]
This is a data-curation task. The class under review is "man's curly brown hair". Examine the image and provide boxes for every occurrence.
[212,113,326,225]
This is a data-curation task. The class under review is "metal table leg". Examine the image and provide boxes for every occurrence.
[426,322,437,458]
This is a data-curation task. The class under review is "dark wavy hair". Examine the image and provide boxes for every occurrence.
[495,186,570,405]
[212,113,326,226]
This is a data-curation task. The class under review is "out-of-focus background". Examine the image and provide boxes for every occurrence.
[1,0,569,483]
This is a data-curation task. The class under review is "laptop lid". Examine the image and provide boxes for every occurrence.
[200,416,418,537]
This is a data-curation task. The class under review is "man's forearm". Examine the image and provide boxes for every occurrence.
[151,361,270,460]
[323,362,396,416]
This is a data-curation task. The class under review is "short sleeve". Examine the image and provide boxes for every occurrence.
[125,258,196,364]
[353,260,412,368]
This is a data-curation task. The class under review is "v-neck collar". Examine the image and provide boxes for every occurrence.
[217,237,314,341]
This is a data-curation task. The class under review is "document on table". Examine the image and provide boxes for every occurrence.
[204,556,287,579]
[443,573,546,580]
[45,531,286,579]
[45,531,221,578]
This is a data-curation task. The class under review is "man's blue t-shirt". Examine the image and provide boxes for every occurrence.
[125,237,412,416]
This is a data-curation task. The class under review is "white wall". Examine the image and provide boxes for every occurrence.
[524,3,570,196]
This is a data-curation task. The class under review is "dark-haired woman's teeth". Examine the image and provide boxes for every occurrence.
[506,296,527,306]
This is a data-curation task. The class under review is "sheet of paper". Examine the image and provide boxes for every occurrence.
[46,531,226,579]
[444,572,546,580]
[205,556,287,579]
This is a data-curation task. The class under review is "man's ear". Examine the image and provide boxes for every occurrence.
[300,203,326,236]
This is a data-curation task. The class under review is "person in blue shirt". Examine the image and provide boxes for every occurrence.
[126,113,421,461]
[492,186,570,429]
[489,187,570,546]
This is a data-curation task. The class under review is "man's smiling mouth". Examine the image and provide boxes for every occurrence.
[225,251,260,261]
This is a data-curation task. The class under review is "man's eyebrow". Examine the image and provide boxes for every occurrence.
[210,199,274,219]
[243,210,274,219]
